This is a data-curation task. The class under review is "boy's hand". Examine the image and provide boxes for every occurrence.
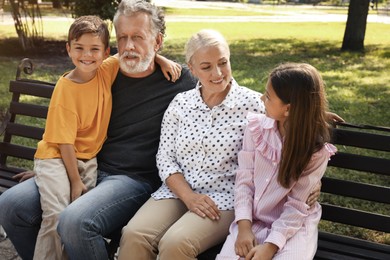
[162,62,182,82]
[70,180,87,202]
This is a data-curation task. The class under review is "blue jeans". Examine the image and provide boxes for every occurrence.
[0,171,153,260]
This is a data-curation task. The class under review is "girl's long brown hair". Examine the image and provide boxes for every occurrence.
[269,63,331,188]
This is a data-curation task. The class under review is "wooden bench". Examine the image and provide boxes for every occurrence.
[0,58,55,194]
[1,59,389,259]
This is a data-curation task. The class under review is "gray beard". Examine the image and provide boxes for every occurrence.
[119,51,155,75]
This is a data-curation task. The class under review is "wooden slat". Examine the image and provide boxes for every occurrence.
[320,204,390,232]
[0,178,19,190]
[0,143,36,160]
[5,122,44,140]
[332,128,390,152]
[328,153,390,176]
[9,80,54,98]
[321,177,390,204]
[316,232,390,260]
[9,101,49,119]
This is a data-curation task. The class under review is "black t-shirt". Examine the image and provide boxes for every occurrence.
[97,65,196,190]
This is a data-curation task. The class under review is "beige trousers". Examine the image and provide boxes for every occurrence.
[118,197,234,260]
[34,158,97,260]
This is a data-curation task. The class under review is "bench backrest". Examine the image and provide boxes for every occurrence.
[321,123,390,233]
[0,59,54,193]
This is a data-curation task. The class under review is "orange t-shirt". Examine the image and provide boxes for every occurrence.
[35,56,119,160]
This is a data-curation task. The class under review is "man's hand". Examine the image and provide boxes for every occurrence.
[12,170,36,182]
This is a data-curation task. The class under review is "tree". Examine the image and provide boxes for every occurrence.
[341,0,370,51]
[9,0,43,51]
[52,0,62,9]
[73,0,120,21]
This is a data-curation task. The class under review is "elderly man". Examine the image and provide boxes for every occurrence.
[0,1,196,259]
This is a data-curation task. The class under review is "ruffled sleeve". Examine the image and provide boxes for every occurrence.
[324,143,337,158]
[247,112,282,164]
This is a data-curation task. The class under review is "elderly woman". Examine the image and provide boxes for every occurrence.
[117,29,322,260]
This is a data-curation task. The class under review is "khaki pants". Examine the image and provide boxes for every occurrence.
[34,158,97,260]
[119,197,234,260]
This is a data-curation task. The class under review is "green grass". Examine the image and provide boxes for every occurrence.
[164,7,274,16]
[0,4,389,245]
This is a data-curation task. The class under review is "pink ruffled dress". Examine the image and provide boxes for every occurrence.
[217,113,337,260]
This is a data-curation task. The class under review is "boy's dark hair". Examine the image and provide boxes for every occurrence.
[68,15,110,49]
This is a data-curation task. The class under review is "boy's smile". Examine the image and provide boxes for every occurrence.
[66,33,109,83]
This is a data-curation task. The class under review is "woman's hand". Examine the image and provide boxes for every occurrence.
[165,173,220,220]
[184,192,220,220]
[307,181,321,207]
[326,112,344,124]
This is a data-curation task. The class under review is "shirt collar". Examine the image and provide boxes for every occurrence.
[189,78,238,110]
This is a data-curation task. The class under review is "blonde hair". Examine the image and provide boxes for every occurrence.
[185,29,230,64]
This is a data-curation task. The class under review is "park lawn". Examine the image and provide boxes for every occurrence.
[0,18,389,244]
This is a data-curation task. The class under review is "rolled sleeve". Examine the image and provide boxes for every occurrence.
[156,99,181,182]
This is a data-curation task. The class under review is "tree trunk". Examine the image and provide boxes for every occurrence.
[341,0,370,51]
[52,0,62,9]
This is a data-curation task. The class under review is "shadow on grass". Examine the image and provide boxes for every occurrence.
[227,38,389,126]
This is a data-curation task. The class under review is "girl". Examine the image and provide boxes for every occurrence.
[217,63,337,260]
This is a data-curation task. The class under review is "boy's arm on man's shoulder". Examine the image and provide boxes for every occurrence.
[155,54,182,82]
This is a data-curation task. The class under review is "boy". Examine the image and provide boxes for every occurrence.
[33,15,180,260]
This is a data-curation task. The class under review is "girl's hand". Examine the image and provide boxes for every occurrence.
[70,180,87,202]
[184,193,220,220]
[245,243,278,260]
[235,229,257,257]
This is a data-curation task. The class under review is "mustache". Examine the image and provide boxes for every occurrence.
[120,51,140,59]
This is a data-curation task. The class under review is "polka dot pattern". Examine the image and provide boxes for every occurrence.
[152,79,265,210]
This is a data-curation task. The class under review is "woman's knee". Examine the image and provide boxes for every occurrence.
[121,222,140,241]
[159,229,198,257]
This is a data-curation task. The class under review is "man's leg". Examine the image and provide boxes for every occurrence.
[0,178,42,260]
[58,173,153,260]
